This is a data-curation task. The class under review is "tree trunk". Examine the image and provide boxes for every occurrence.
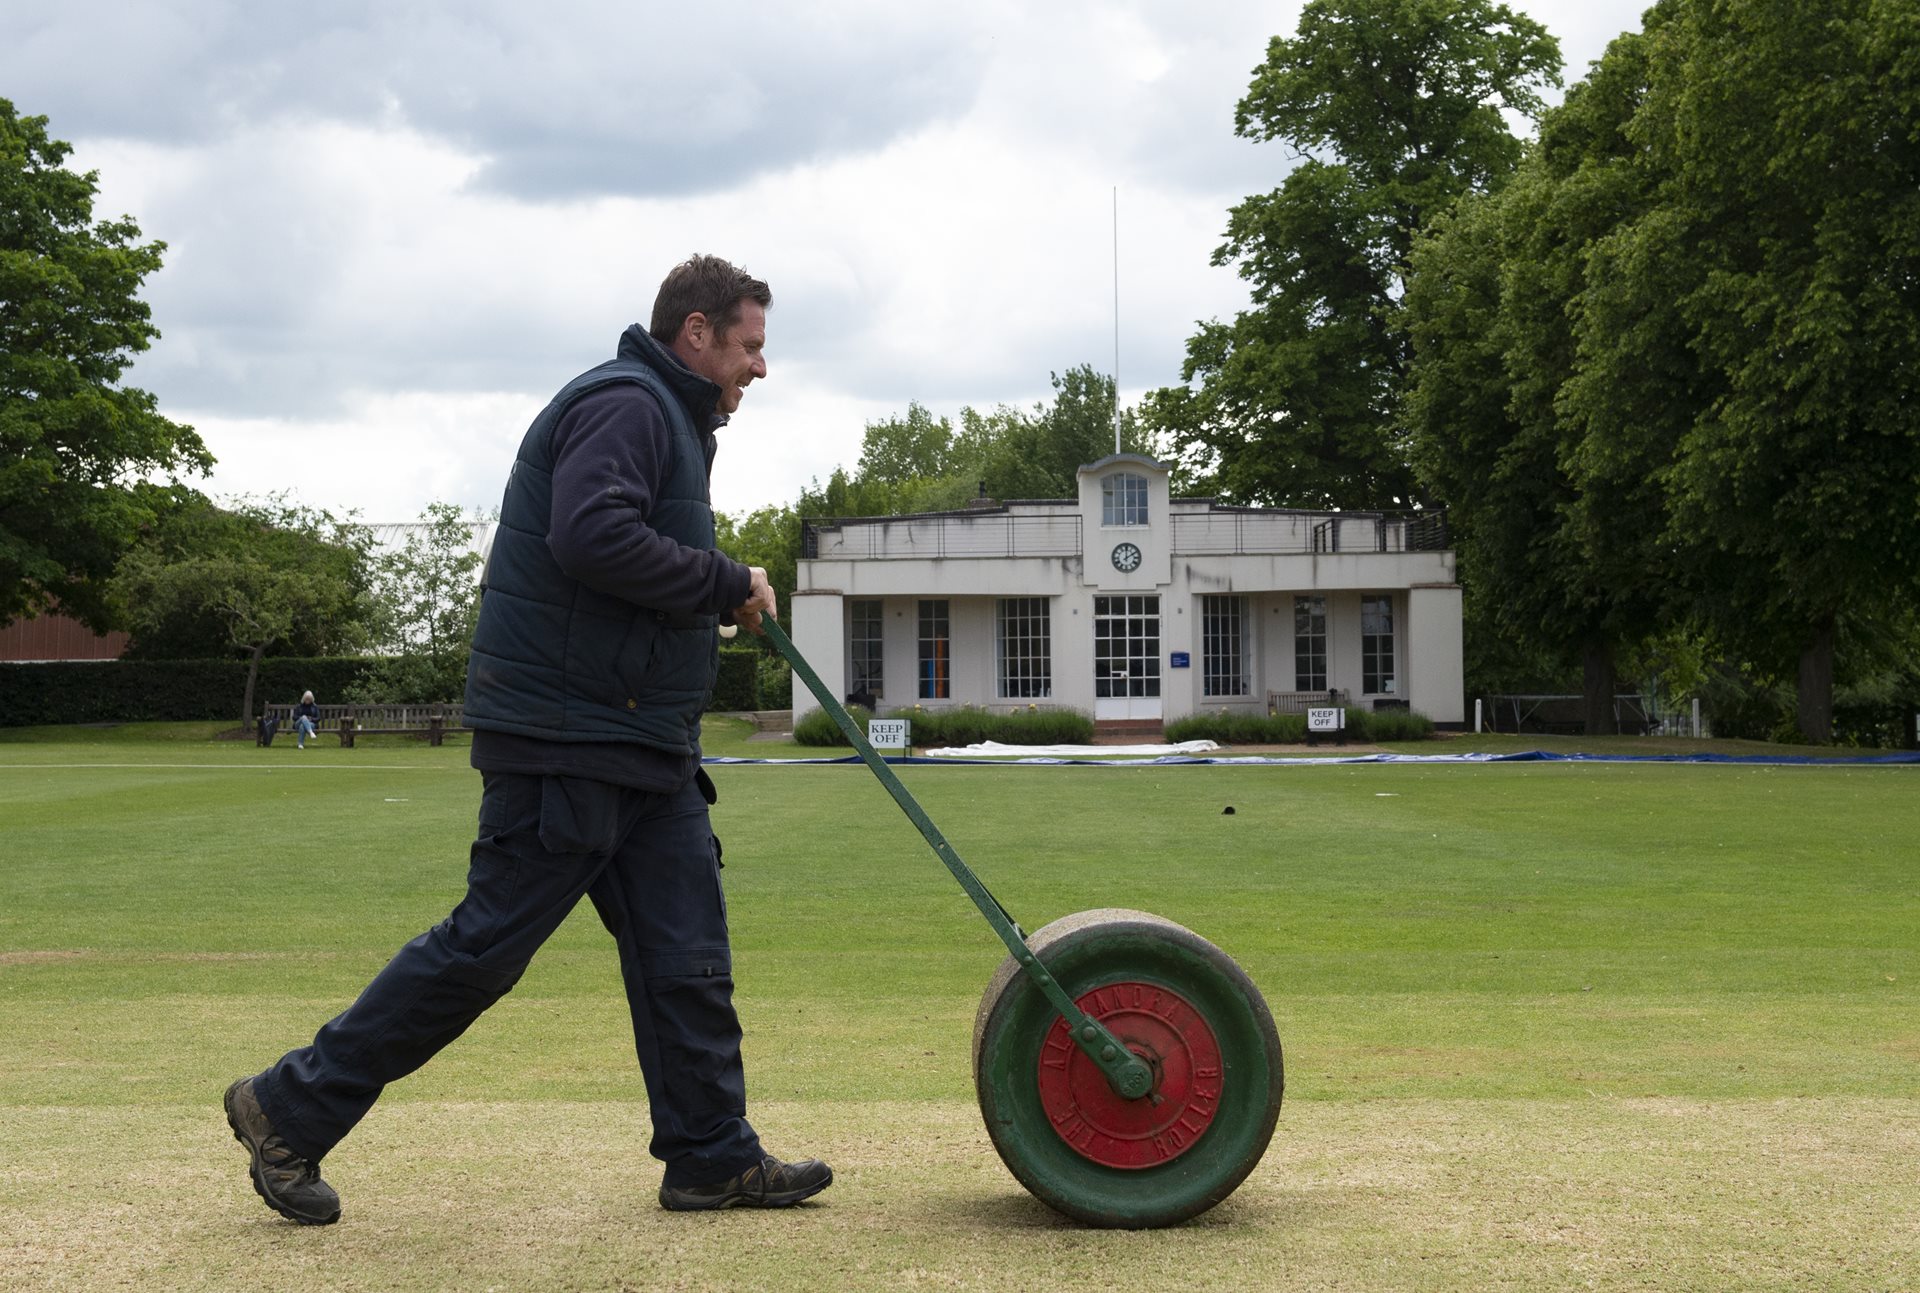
[240,642,264,729]
[1582,641,1618,736]
[1796,621,1835,744]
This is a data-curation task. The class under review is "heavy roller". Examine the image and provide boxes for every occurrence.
[762,619,1282,1227]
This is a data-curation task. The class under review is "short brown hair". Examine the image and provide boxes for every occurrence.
[649,254,772,344]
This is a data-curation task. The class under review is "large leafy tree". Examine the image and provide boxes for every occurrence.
[1405,20,1670,731]
[1148,0,1559,509]
[111,496,374,724]
[1580,0,1920,742]
[1409,0,1920,743]
[0,99,209,629]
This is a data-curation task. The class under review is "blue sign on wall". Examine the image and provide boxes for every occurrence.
[1170,652,1191,668]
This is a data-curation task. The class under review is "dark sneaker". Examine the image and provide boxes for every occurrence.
[658,1154,833,1211]
[223,1077,341,1225]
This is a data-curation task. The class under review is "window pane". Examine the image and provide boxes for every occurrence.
[1294,595,1326,691]
[1362,594,1395,694]
[996,597,1051,698]
[1094,594,1160,698]
[1202,595,1247,697]
[850,599,884,698]
[917,599,950,700]
[1102,473,1148,527]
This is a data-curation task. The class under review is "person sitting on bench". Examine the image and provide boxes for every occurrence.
[292,692,320,749]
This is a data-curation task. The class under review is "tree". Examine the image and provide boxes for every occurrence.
[854,402,955,487]
[1,99,210,629]
[1620,0,1920,741]
[715,502,803,628]
[111,497,373,724]
[1408,0,1920,743]
[1563,0,1920,741]
[353,501,482,703]
[798,366,1155,525]
[967,366,1155,500]
[1405,20,1670,732]
[1147,0,1559,509]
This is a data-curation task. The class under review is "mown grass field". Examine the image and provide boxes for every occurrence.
[1,723,1915,1291]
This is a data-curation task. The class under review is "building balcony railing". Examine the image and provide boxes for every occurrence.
[803,513,1083,560]
[800,507,1448,562]
[1173,508,1448,555]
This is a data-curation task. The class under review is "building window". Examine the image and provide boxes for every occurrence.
[1362,594,1396,694]
[1201,595,1248,698]
[1094,595,1160,698]
[1294,595,1327,691]
[996,598,1051,698]
[849,599,884,699]
[917,599,950,699]
[1102,473,1148,527]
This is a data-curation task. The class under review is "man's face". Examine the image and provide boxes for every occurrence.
[678,299,767,416]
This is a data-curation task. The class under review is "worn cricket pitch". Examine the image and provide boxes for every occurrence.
[6,1098,1916,1291]
[1,727,1915,1290]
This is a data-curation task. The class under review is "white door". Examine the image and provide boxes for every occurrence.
[1093,595,1162,720]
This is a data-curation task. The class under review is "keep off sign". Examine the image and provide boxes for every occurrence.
[1307,707,1345,733]
[868,718,912,751]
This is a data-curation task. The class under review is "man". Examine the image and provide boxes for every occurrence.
[224,255,830,1224]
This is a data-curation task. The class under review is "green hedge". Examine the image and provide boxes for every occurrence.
[1165,707,1435,744]
[713,648,761,712]
[0,657,380,727]
[793,704,1094,748]
[1,648,770,728]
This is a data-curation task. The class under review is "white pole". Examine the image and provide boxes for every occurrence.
[1112,185,1122,457]
[1474,697,1483,734]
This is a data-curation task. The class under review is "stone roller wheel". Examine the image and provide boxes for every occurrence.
[972,908,1284,1228]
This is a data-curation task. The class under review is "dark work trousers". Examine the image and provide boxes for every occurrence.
[255,770,764,1187]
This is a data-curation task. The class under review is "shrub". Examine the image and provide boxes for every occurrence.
[755,651,793,710]
[1165,707,1435,744]
[1354,707,1436,741]
[1165,712,1308,744]
[792,704,1094,749]
[793,704,870,746]
[890,705,1094,747]
[787,707,1090,745]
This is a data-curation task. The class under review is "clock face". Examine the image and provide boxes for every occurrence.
[1111,542,1143,573]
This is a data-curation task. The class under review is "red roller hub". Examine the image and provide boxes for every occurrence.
[1035,980,1224,1169]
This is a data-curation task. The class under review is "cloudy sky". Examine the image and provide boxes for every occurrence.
[7,0,1650,522]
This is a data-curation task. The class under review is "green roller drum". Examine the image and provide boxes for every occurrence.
[762,620,1285,1226]
[973,909,1283,1227]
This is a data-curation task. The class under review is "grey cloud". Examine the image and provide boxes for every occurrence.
[5,1,988,200]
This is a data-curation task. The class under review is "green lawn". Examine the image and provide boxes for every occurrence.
[1,726,1915,1290]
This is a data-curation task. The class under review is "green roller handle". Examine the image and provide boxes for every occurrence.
[757,616,1155,1102]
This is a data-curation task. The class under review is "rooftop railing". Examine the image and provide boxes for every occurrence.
[803,513,1082,560]
[1176,509,1448,555]
[800,507,1447,561]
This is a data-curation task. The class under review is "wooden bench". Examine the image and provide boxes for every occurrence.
[1267,688,1349,716]
[261,702,465,747]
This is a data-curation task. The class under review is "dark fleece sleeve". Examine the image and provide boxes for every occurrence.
[545,384,752,614]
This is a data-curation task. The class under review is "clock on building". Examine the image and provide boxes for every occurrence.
[1110,542,1143,573]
